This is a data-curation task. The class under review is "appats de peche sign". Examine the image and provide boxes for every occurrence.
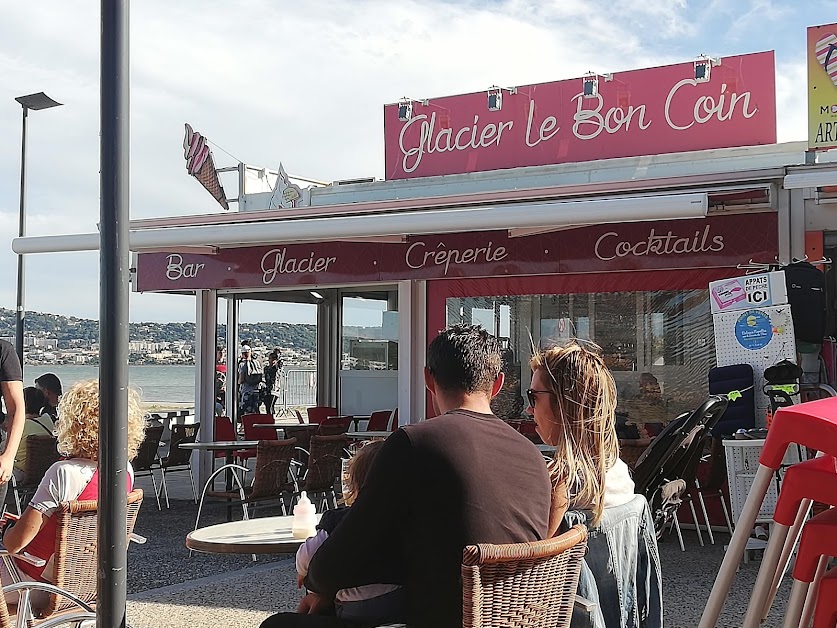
[384,51,776,180]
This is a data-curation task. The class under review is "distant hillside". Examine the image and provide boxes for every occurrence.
[0,308,319,352]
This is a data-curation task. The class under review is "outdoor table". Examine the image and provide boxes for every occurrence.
[186,513,321,555]
[180,440,259,520]
[345,431,392,440]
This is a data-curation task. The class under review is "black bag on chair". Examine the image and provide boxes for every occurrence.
[783,261,826,344]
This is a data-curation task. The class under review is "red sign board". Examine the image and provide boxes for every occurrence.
[384,51,776,180]
[136,214,777,292]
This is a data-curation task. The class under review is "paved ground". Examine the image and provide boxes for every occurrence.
[124,470,796,628]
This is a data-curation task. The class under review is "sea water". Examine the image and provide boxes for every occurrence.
[24,365,198,403]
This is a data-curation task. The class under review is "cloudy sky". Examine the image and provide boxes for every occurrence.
[0,0,829,325]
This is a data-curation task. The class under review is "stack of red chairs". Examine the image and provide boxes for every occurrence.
[700,397,837,628]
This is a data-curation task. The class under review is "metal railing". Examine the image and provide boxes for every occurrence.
[275,368,317,412]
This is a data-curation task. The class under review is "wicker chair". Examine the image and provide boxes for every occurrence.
[159,422,201,507]
[195,438,298,530]
[4,489,144,624]
[133,424,164,510]
[461,525,588,628]
[294,435,349,511]
[0,576,96,628]
[11,435,61,515]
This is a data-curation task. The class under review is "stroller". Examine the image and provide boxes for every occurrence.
[632,396,729,549]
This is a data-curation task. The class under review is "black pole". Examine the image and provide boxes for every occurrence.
[15,107,28,366]
[98,1,130,627]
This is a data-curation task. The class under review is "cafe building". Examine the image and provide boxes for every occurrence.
[16,49,837,485]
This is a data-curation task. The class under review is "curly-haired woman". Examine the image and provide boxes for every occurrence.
[1,379,146,602]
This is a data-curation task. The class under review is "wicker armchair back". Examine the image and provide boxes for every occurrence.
[461,524,588,628]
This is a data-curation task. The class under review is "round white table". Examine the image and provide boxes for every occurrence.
[186,514,322,554]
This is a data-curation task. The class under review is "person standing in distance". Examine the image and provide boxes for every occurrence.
[0,341,26,509]
[33,373,61,421]
[260,324,552,628]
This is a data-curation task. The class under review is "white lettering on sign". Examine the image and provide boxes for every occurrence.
[572,93,652,140]
[594,225,724,261]
[399,112,515,173]
[405,240,508,276]
[165,254,205,280]
[394,75,762,173]
[260,248,337,285]
[664,80,757,131]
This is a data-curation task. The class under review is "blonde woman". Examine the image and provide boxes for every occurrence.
[528,341,635,535]
[1,379,146,592]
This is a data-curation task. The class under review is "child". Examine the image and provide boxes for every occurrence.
[295,441,405,624]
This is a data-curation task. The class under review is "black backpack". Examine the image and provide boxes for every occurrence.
[783,261,826,344]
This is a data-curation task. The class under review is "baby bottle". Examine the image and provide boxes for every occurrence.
[292,491,317,539]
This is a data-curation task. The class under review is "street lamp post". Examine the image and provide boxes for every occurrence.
[14,92,63,368]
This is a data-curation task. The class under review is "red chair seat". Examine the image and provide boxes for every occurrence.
[814,566,837,628]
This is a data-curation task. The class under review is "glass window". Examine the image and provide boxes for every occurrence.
[341,293,398,370]
[445,289,714,424]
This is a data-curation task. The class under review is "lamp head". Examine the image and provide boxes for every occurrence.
[15,92,62,111]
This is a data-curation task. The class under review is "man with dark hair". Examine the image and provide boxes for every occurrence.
[260,324,551,628]
[34,373,61,421]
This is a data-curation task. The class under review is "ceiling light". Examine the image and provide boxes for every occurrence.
[310,291,324,300]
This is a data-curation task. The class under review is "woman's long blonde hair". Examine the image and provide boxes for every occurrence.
[530,340,619,525]
[56,379,148,461]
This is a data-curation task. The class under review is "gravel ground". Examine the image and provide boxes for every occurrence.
[123,497,795,628]
[127,496,292,594]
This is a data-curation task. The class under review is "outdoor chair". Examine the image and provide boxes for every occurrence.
[461,524,588,628]
[294,435,350,511]
[0,489,144,624]
[214,415,255,464]
[159,422,201,507]
[132,424,165,510]
[366,410,395,432]
[10,435,61,515]
[242,413,279,441]
[195,438,298,531]
[306,406,338,425]
[295,410,306,424]
[317,415,352,436]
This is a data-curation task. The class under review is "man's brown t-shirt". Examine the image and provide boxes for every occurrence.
[306,410,552,628]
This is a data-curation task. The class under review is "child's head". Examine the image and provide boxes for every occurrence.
[528,340,619,525]
[23,386,46,417]
[343,440,384,506]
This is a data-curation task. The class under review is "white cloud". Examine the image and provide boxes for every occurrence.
[0,0,815,323]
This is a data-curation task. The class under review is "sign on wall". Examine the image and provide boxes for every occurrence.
[808,23,837,150]
[136,213,778,292]
[384,51,776,180]
[709,271,787,314]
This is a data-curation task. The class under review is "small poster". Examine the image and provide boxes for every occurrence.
[709,271,787,314]
[808,23,837,150]
[734,310,774,350]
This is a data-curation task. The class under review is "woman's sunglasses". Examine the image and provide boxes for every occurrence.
[526,388,553,407]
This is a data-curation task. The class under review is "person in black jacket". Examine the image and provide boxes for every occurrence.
[260,325,551,628]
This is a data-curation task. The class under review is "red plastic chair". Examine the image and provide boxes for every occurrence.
[318,415,352,436]
[307,406,338,425]
[213,416,254,462]
[390,408,398,431]
[241,414,279,441]
[814,566,837,628]
[784,506,837,627]
[366,410,394,432]
[702,397,837,628]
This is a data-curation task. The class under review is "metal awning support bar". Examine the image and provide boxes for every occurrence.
[12,192,708,255]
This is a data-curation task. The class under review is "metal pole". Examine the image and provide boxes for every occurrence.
[15,107,28,366]
[98,1,130,626]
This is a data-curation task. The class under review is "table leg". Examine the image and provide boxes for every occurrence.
[226,450,234,521]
